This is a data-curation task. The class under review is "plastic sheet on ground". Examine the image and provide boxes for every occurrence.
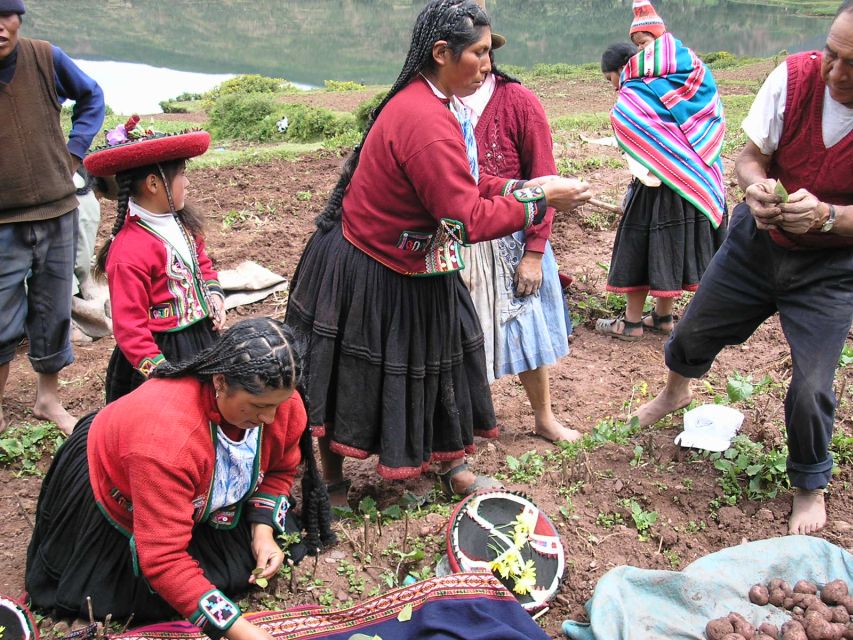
[218,260,289,310]
[562,536,853,640]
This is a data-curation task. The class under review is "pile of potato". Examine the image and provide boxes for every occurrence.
[704,578,852,640]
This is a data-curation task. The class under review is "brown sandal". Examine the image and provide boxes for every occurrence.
[595,315,643,341]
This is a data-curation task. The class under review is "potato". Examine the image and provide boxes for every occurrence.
[801,595,821,609]
[750,584,771,606]
[759,622,779,639]
[794,580,818,595]
[781,620,807,640]
[783,597,795,610]
[843,622,853,640]
[728,612,755,638]
[755,635,775,640]
[831,606,850,624]
[839,596,853,616]
[720,635,746,640]
[806,616,843,640]
[706,618,735,640]
[808,600,835,622]
[822,581,850,607]
[770,588,787,607]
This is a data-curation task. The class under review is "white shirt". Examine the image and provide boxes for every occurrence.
[129,199,195,268]
[742,59,853,154]
[459,73,497,128]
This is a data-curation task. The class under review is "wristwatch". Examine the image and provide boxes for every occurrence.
[820,204,837,233]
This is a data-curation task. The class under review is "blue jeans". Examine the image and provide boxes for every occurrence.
[0,211,76,373]
[665,203,853,490]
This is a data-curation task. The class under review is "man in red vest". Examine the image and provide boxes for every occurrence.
[634,1,853,536]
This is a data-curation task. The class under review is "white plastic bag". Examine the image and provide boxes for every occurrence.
[674,404,744,452]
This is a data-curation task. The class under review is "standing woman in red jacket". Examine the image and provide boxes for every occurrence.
[26,318,335,640]
[285,0,591,503]
[84,124,227,403]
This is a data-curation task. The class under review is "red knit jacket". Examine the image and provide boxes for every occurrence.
[107,213,223,375]
[769,51,853,249]
[342,76,543,276]
[88,377,305,626]
[474,77,558,253]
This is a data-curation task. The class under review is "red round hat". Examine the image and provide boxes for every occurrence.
[84,129,210,178]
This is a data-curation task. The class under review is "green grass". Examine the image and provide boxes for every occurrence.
[191,142,323,169]
[728,0,840,16]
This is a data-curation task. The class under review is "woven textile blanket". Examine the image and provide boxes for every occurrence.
[612,33,726,227]
[116,573,551,640]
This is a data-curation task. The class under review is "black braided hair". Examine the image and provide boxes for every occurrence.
[601,42,638,73]
[315,0,490,231]
[153,318,336,552]
[93,159,203,278]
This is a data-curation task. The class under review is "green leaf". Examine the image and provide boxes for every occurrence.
[255,577,268,588]
[774,180,789,203]
[382,505,403,520]
[251,567,264,577]
[347,634,382,640]
[358,496,377,516]
[397,603,413,622]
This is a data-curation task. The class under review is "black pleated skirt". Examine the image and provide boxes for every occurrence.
[105,319,216,403]
[25,414,305,623]
[606,181,728,297]
[285,223,497,480]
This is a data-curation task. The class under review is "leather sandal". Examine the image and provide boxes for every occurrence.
[437,462,503,499]
[642,310,674,335]
[595,314,643,341]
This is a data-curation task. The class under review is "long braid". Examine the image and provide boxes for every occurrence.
[94,172,133,277]
[153,318,336,553]
[315,0,489,231]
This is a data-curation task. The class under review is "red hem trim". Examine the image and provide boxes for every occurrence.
[682,283,699,292]
[648,289,685,298]
[605,285,650,294]
[430,450,467,463]
[474,426,499,439]
[328,441,372,460]
[309,424,326,437]
[376,463,425,480]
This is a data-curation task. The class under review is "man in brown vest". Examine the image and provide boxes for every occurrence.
[633,1,853,537]
[0,0,105,434]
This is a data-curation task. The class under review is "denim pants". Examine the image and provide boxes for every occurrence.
[0,210,77,373]
[665,203,853,490]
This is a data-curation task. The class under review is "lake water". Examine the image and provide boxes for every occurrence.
[23,0,832,114]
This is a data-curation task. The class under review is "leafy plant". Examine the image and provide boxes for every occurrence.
[595,511,624,529]
[840,344,853,367]
[706,435,789,503]
[505,450,545,482]
[725,371,774,404]
[0,422,63,476]
[354,91,387,131]
[324,80,365,92]
[619,498,658,541]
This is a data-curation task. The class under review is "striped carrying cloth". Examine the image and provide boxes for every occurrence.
[611,33,726,227]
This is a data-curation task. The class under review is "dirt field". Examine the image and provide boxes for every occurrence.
[1,61,851,639]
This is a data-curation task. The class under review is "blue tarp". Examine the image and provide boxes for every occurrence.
[563,536,853,640]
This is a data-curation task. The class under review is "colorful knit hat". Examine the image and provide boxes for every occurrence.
[630,0,666,39]
[84,116,210,178]
[0,0,26,14]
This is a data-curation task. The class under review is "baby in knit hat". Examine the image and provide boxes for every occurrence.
[629,0,666,49]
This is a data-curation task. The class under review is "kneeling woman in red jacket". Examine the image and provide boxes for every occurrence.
[26,318,335,640]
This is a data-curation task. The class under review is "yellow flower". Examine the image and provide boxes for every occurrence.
[512,560,537,596]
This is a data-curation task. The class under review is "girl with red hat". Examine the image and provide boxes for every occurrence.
[84,122,226,402]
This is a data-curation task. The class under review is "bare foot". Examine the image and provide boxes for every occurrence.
[535,418,582,443]
[788,488,826,535]
[0,405,6,434]
[33,401,77,436]
[325,479,351,509]
[632,388,692,427]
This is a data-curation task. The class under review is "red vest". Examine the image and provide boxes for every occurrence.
[769,51,853,249]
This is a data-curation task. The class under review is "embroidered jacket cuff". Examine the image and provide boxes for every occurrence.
[501,179,526,197]
[189,589,241,640]
[512,186,547,228]
[246,493,289,534]
[137,354,166,377]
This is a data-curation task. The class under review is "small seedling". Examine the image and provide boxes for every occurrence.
[774,180,788,202]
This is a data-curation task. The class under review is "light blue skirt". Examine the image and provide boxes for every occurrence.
[459,232,570,382]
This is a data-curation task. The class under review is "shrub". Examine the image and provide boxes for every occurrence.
[324,80,366,92]
[699,51,740,69]
[354,91,388,131]
[279,104,355,142]
[208,93,278,142]
[203,74,295,111]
